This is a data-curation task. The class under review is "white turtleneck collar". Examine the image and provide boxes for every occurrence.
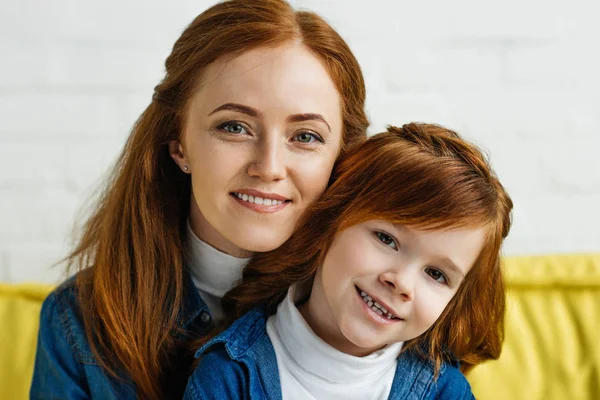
[185,221,251,323]
[266,286,403,399]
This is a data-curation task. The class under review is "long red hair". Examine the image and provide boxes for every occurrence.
[65,1,368,398]
[210,123,513,374]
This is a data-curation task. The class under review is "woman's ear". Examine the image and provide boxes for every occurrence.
[168,140,190,173]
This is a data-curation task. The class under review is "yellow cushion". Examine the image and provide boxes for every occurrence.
[0,283,53,400]
[467,254,600,400]
[1,255,598,399]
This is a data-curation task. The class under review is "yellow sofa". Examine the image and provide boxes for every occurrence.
[1,255,599,399]
[0,283,53,400]
[468,254,600,399]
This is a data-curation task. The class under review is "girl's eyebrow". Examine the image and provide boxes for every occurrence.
[438,256,466,278]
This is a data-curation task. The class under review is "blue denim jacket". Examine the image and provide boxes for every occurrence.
[184,307,475,400]
[30,271,211,399]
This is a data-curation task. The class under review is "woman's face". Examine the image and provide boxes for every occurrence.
[303,220,486,357]
[170,43,343,257]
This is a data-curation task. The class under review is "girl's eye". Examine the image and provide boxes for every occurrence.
[217,121,247,135]
[293,132,323,144]
[375,231,398,250]
[425,267,448,285]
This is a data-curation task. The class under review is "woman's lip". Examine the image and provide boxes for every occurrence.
[230,194,289,213]
[232,189,290,202]
[356,285,401,320]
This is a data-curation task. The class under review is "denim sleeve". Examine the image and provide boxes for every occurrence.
[30,291,90,399]
[184,346,249,400]
[432,366,476,400]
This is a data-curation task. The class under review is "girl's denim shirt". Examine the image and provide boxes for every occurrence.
[184,307,475,400]
[30,271,211,399]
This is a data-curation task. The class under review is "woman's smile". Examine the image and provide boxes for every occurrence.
[231,189,291,213]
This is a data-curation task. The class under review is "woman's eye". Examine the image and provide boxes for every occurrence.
[293,132,323,144]
[375,232,398,250]
[425,267,448,285]
[218,122,247,135]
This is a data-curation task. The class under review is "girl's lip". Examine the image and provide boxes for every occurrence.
[357,290,401,325]
[232,189,290,202]
[355,285,402,320]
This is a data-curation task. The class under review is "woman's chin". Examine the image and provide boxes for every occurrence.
[228,230,291,254]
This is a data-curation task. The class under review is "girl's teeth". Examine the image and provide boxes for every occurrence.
[234,193,284,206]
[374,302,388,314]
[359,288,397,320]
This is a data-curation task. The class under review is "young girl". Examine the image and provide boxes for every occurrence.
[184,123,513,399]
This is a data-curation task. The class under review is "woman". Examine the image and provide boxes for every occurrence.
[30,1,368,399]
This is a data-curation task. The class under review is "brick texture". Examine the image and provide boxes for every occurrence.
[1,0,599,283]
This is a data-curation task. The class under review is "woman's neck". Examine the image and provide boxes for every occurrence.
[188,202,253,258]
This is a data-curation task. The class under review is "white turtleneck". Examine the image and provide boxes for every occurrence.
[266,287,403,400]
[185,221,251,324]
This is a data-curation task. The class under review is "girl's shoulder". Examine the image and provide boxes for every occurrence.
[186,307,281,400]
[192,306,270,360]
[389,349,474,400]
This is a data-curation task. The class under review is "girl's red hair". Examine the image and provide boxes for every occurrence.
[65,1,368,398]
[208,123,513,374]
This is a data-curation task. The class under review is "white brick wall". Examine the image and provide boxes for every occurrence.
[1,0,599,283]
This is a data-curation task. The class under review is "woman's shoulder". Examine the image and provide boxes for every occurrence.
[39,271,95,362]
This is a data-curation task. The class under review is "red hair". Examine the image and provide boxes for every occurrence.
[65,1,368,398]
[210,122,513,374]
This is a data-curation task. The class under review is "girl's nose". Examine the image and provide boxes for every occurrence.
[380,269,414,302]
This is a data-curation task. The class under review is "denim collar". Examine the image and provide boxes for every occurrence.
[180,268,211,330]
[194,307,282,400]
[194,307,267,359]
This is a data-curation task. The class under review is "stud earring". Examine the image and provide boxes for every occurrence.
[183,165,189,172]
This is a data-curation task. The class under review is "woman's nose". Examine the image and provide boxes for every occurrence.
[246,135,287,182]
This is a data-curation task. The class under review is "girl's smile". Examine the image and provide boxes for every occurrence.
[355,285,403,325]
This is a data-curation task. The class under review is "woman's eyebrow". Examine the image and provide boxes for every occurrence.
[209,103,260,118]
[287,113,331,132]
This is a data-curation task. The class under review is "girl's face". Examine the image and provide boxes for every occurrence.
[170,43,343,257]
[303,220,486,357]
